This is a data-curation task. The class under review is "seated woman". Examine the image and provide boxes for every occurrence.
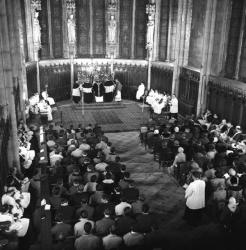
[72,82,82,104]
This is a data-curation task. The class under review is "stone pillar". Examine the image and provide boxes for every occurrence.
[196,0,217,116]
[152,0,161,61]
[131,0,136,59]
[235,0,246,80]
[105,0,119,59]
[171,0,187,96]
[7,0,28,123]
[0,0,21,172]
[183,0,193,66]
[89,0,93,57]
[146,0,156,90]
[24,0,35,61]
[47,0,54,58]
[166,0,173,62]
[217,0,232,76]
[65,0,76,92]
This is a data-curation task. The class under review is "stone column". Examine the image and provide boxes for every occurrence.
[89,0,93,57]
[7,0,28,123]
[24,0,35,61]
[30,0,42,94]
[235,0,246,80]
[152,0,161,61]
[166,0,173,62]
[47,0,54,58]
[0,0,21,172]
[196,0,217,116]
[65,0,76,92]
[146,0,156,90]
[183,0,193,66]
[105,0,119,59]
[217,0,232,76]
[131,0,136,59]
[171,0,187,96]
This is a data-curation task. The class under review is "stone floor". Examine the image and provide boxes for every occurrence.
[53,100,150,132]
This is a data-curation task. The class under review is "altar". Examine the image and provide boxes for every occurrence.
[77,65,117,103]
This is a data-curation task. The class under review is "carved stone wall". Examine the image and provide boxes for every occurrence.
[40,0,50,59]
[158,0,169,61]
[50,0,63,58]
[92,0,106,57]
[119,0,132,58]
[76,0,90,57]
[188,0,207,68]
[134,0,148,59]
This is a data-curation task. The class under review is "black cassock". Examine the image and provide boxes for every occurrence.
[92,82,105,97]
[82,82,93,103]
[104,81,115,102]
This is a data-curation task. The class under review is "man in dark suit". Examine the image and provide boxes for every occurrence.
[95,208,115,237]
[51,213,72,241]
[136,204,156,233]
[115,207,136,236]
[56,198,75,224]
[74,222,102,250]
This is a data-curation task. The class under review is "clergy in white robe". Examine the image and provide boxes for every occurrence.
[136,83,145,100]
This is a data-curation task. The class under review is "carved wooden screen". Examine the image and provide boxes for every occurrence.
[114,63,147,99]
[76,0,90,57]
[134,0,148,59]
[40,0,50,59]
[50,0,63,58]
[40,64,71,102]
[119,0,133,58]
[207,78,246,127]
[150,66,173,94]
[178,68,199,116]
[188,0,206,68]
[0,118,10,195]
[92,0,106,57]
[158,0,169,61]
[26,63,37,98]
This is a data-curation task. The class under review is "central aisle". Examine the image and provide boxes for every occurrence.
[106,131,185,222]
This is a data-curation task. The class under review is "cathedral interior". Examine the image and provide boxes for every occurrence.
[1,0,246,250]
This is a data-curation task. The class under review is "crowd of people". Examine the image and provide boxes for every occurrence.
[19,122,159,250]
[136,83,178,117]
[26,90,56,122]
[140,109,246,247]
[0,121,41,249]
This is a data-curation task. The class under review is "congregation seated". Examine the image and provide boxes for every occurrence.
[139,109,246,234]
[36,121,161,250]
